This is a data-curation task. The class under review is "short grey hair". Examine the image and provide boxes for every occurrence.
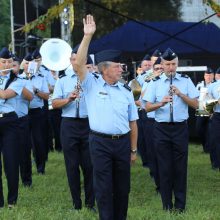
[97,61,112,73]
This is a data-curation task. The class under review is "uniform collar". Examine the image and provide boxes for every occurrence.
[161,72,180,82]
[0,73,10,79]
[100,75,120,87]
[70,70,78,78]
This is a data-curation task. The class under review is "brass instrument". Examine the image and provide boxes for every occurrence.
[40,38,72,71]
[129,79,141,101]
[196,87,218,116]
[39,38,72,110]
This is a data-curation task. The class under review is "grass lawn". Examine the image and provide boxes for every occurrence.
[1,142,220,220]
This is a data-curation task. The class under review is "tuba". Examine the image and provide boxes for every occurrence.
[40,38,72,71]
[196,87,218,116]
[129,79,142,101]
[39,38,72,110]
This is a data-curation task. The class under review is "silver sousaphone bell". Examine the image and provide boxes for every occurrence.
[40,38,72,110]
[40,38,72,71]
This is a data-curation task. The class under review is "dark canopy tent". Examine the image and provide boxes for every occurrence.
[89,21,220,139]
[89,21,220,56]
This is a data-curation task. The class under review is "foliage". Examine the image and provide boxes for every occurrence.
[205,0,220,13]
[72,0,183,45]
[20,0,74,33]
[0,0,10,48]
[1,144,220,219]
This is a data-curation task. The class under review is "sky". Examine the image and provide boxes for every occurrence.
[181,0,220,27]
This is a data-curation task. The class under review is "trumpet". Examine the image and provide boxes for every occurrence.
[0,68,14,73]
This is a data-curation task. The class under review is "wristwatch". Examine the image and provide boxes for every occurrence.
[131,149,137,154]
[34,89,39,94]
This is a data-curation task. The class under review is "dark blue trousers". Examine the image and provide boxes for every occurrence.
[196,116,210,153]
[60,118,94,209]
[154,121,188,210]
[48,109,62,152]
[0,112,19,206]
[210,113,220,168]
[89,133,130,220]
[28,108,46,174]
[143,117,159,190]
[18,115,32,186]
[137,109,148,167]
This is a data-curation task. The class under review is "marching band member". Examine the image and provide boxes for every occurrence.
[142,57,163,192]
[13,54,34,187]
[32,49,54,155]
[196,67,215,153]
[145,48,198,212]
[52,51,95,211]
[28,52,49,175]
[208,69,220,171]
[75,15,138,220]
[0,47,24,208]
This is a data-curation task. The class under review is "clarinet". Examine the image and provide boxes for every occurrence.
[75,76,83,118]
[169,73,174,122]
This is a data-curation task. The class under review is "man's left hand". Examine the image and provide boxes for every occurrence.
[170,85,182,96]
[130,153,137,164]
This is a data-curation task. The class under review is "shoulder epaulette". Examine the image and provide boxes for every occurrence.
[92,72,99,79]
[145,79,151,83]
[180,73,189,78]
[4,72,17,90]
[123,84,131,92]
[59,73,66,79]
[41,65,49,70]
[38,73,44,77]
[152,76,160,81]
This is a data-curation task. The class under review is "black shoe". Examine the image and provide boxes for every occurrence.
[37,171,45,175]
[23,182,32,187]
[174,208,185,214]
[87,207,97,213]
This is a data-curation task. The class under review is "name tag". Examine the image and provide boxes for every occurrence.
[99,92,108,95]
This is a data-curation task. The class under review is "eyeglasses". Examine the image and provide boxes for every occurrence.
[154,67,163,71]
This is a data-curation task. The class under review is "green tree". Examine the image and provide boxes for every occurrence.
[72,0,182,45]
[0,0,11,48]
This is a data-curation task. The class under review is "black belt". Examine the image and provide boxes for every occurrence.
[147,117,155,122]
[29,108,42,113]
[157,120,187,125]
[90,130,129,139]
[63,117,88,121]
[0,111,16,118]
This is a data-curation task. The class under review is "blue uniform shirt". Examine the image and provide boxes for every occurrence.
[81,73,139,134]
[142,81,155,118]
[0,73,23,113]
[145,72,199,122]
[29,72,49,109]
[52,71,88,118]
[39,66,55,86]
[14,73,33,117]
[208,80,220,113]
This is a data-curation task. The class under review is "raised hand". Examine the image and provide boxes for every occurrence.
[83,14,96,36]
